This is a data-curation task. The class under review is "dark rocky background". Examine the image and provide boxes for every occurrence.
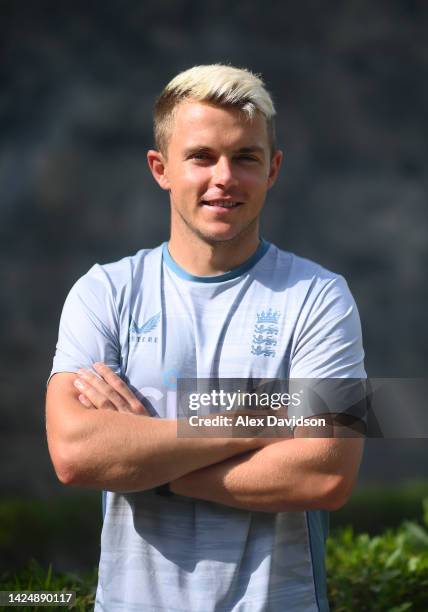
[1,1,427,499]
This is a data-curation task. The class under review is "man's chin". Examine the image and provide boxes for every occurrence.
[194,229,244,246]
[194,220,259,246]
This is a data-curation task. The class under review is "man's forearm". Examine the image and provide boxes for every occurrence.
[46,375,263,492]
[170,437,364,513]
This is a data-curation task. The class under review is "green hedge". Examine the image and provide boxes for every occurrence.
[1,503,428,611]
[327,499,428,611]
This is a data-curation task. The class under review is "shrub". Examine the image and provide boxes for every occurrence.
[327,499,428,611]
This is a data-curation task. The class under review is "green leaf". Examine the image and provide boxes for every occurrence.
[402,521,428,546]
[389,603,413,612]
[44,563,52,590]
[407,555,420,572]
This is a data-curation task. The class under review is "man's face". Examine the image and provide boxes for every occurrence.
[149,100,282,246]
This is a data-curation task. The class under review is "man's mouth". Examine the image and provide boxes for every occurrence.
[201,200,242,209]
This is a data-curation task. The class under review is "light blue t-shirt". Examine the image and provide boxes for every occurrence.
[51,241,365,612]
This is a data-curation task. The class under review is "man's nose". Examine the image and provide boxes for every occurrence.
[212,157,238,189]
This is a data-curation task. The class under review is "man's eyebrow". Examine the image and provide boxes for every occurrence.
[235,146,265,155]
[183,145,265,156]
[186,146,211,152]
[183,146,212,156]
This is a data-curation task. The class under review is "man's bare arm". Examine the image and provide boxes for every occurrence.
[58,364,363,510]
[170,426,364,513]
[46,370,265,493]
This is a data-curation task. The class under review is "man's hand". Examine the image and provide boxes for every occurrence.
[74,366,291,444]
[74,363,148,415]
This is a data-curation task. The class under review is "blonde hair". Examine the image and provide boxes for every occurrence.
[154,64,277,155]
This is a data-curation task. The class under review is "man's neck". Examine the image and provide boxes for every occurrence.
[167,232,261,277]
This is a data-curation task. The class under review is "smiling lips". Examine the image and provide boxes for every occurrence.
[201,200,242,209]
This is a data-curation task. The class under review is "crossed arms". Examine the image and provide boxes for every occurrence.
[46,363,364,513]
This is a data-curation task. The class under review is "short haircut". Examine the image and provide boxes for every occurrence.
[154,64,277,156]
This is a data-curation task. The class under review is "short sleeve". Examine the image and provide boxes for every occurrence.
[290,275,366,379]
[288,275,367,422]
[49,265,121,381]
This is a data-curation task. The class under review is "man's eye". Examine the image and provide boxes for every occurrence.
[190,153,211,161]
[237,155,258,162]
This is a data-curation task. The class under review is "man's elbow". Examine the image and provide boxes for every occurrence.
[48,439,89,487]
[321,473,355,511]
[272,473,356,512]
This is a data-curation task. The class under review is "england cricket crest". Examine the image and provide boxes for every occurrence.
[251,309,280,357]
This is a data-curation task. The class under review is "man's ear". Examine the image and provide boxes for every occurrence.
[267,150,283,189]
[147,150,170,190]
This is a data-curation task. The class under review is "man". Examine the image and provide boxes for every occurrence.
[46,64,365,611]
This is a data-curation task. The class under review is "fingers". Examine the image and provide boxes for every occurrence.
[92,363,148,415]
[77,393,95,409]
[74,373,118,411]
[73,363,147,415]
